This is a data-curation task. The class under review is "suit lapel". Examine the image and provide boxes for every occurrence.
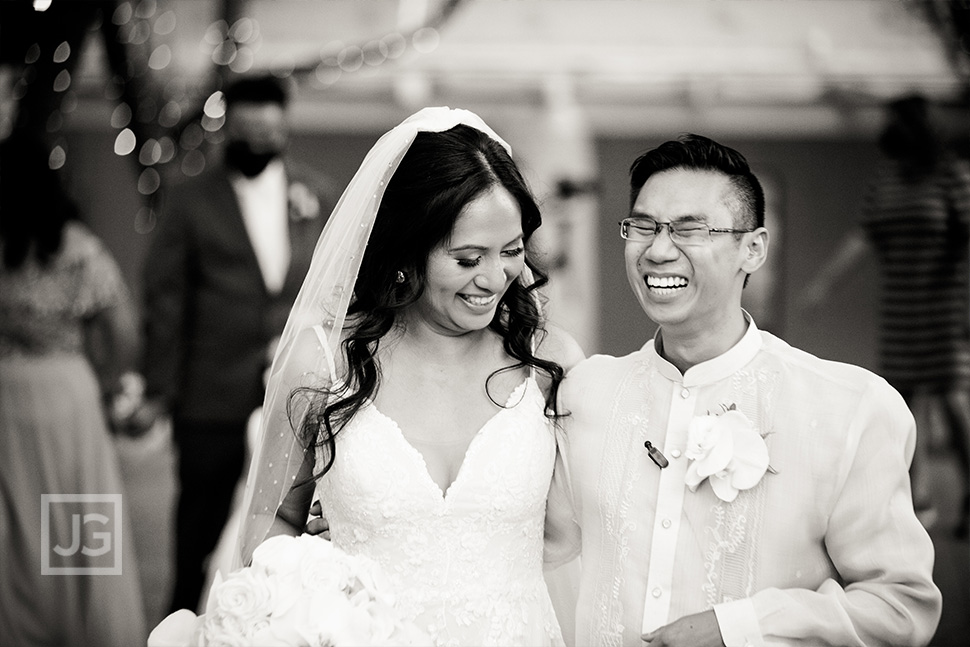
[216,171,268,296]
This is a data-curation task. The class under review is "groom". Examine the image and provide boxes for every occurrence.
[553,134,941,646]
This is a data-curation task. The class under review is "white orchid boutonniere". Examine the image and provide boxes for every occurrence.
[288,181,321,221]
[685,403,776,503]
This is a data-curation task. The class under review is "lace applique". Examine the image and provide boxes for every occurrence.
[701,367,778,605]
[588,359,656,646]
[701,486,763,607]
[316,377,564,647]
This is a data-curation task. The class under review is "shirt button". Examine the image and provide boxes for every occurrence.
[662,519,672,529]
[681,388,690,398]
[652,588,662,598]
[670,449,682,459]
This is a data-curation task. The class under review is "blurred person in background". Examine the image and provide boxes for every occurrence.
[801,94,970,538]
[0,132,147,646]
[132,73,334,614]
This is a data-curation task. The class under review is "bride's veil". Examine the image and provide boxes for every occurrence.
[232,107,513,568]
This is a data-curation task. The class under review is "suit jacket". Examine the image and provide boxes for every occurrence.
[142,159,334,423]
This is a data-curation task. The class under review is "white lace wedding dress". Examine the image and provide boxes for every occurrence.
[315,376,566,647]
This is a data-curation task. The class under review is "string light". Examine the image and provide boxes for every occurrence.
[13,0,462,233]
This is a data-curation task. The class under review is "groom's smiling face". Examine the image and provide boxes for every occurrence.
[624,168,754,337]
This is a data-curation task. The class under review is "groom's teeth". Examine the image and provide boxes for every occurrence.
[646,276,688,289]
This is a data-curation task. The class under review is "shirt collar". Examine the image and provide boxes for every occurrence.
[645,311,762,386]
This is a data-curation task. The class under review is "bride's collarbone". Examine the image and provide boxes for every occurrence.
[387,365,525,400]
[373,339,528,432]
[380,349,527,400]
[377,385,498,430]
[374,372,526,442]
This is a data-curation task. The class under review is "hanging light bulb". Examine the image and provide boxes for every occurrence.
[33,0,52,12]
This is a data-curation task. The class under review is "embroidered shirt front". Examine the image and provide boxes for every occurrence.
[560,318,940,647]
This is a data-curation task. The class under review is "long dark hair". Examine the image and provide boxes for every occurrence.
[0,134,78,269]
[294,124,565,479]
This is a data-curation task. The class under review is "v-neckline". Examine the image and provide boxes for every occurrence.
[369,377,534,503]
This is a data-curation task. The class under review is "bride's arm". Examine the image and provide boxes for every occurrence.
[536,322,585,566]
[265,324,336,538]
[269,447,317,538]
[544,428,582,567]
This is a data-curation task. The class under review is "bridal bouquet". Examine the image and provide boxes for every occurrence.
[148,534,429,647]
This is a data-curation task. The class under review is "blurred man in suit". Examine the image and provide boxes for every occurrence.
[138,74,334,613]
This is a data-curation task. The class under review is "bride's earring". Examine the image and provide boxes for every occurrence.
[395,270,406,284]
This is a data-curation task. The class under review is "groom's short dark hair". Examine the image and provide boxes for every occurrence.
[628,134,765,231]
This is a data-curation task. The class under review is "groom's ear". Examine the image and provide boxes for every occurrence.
[740,227,769,275]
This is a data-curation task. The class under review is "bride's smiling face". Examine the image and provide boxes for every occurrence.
[410,186,525,336]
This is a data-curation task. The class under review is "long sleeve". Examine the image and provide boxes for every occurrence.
[565,327,942,647]
[716,379,941,647]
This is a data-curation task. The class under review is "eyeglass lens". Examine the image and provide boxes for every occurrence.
[620,219,710,243]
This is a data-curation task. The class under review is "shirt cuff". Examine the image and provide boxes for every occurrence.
[713,599,763,647]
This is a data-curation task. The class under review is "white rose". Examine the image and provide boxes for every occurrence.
[250,621,309,647]
[333,597,379,646]
[299,550,355,595]
[252,534,307,575]
[390,621,434,646]
[147,609,203,647]
[350,557,395,605]
[353,597,398,644]
[204,567,276,644]
[299,589,358,644]
[203,613,261,647]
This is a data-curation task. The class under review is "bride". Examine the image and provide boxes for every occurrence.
[236,107,585,646]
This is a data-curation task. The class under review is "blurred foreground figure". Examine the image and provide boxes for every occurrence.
[0,133,147,646]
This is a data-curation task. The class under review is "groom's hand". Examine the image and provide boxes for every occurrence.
[305,500,330,540]
[641,610,725,647]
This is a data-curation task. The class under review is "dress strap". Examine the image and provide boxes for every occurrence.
[526,270,541,380]
[312,324,338,378]
[530,340,537,380]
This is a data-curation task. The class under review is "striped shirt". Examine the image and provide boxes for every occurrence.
[860,155,970,392]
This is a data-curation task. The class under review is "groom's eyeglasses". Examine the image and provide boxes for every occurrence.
[619,218,753,245]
